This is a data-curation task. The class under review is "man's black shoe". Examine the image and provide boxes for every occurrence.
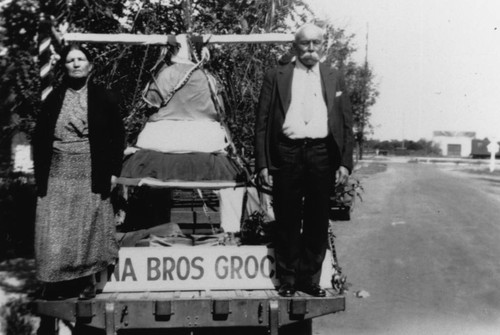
[278,283,296,297]
[298,283,326,297]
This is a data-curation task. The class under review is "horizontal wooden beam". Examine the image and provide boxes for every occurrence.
[63,33,295,45]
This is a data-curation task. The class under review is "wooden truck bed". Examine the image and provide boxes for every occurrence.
[33,288,345,334]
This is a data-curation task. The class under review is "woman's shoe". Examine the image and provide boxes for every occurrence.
[78,284,96,300]
[78,275,96,300]
[41,282,71,300]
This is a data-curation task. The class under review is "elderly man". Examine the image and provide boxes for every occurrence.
[255,23,354,297]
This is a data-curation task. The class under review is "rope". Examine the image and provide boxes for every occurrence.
[195,188,220,235]
[204,74,252,181]
[159,55,206,107]
[189,35,250,179]
[132,39,207,127]
[140,39,208,111]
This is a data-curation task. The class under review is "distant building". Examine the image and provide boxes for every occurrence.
[432,131,476,157]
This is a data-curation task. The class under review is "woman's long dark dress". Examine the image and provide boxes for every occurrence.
[35,86,118,282]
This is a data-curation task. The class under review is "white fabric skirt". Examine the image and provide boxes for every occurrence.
[136,120,228,153]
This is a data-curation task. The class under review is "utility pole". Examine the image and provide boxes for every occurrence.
[358,23,369,160]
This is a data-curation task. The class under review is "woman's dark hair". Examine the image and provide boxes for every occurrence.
[59,44,94,68]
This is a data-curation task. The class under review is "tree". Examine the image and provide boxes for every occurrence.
[1,0,376,165]
[0,0,40,163]
[346,61,378,160]
[36,0,313,158]
[324,25,379,161]
[366,138,441,156]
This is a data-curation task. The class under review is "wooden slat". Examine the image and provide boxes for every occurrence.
[63,33,294,45]
[94,292,115,307]
[94,289,341,301]
[145,291,175,300]
[112,292,141,301]
[295,291,307,298]
[211,290,237,299]
[199,289,210,298]
[140,291,151,300]
[265,289,279,298]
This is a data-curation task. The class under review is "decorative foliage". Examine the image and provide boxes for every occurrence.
[240,211,273,245]
[330,177,364,221]
[1,0,378,163]
[32,0,312,152]
[331,177,363,210]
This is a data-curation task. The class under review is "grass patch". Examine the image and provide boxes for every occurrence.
[354,162,388,177]
[458,168,500,177]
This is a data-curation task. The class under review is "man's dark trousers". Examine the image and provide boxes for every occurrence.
[272,136,335,287]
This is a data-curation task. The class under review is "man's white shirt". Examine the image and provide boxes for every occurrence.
[282,61,328,139]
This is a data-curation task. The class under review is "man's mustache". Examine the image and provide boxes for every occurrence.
[301,52,320,61]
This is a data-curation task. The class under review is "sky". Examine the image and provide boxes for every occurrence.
[306,0,500,141]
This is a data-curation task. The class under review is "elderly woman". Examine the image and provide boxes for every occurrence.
[33,44,125,299]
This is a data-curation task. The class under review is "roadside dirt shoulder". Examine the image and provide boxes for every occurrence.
[438,165,500,202]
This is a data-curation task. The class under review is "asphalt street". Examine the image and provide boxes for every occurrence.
[315,161,500,335]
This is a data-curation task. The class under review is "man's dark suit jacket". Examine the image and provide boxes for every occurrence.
[33,82,125,197]
[255,61,354,174]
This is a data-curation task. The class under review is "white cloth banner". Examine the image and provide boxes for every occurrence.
[96,246,334,292]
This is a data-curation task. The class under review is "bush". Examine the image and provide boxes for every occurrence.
[0,296,35,335]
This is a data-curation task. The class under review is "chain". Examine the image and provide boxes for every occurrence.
[328,221,347,293]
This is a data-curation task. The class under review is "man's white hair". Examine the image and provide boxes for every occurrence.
[294,23,325,41]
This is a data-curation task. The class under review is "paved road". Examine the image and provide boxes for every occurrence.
[315,162,500,335]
